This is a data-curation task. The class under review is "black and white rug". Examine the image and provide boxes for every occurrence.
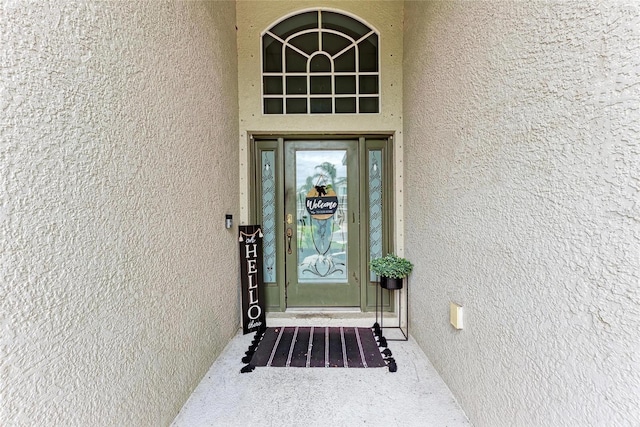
[241,325,396,373]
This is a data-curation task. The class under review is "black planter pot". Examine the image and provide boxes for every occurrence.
[380,276,404,290]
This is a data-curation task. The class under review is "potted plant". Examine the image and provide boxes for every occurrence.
[369,253,414,290]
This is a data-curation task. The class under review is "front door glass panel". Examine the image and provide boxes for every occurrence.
[295,150,348,283]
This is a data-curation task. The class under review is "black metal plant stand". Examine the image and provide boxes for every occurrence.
[374,276,409,341]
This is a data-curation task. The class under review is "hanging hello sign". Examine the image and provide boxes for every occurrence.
[306,184,339,220]
[238,225,266,334]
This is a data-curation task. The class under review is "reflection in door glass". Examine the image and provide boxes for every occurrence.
[296,151,348,283]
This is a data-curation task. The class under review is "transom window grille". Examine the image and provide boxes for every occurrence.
[262,10,379,115]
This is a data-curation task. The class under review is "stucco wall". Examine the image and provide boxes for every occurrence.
[404,1,639,426]
[0,1,239,426]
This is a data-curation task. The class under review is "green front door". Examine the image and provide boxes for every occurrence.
[284,140,361,307]
[254,136,391,311]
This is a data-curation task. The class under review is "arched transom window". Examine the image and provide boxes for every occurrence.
[262,10,379,115]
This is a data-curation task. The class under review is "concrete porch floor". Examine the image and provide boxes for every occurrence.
[171,316,471,427]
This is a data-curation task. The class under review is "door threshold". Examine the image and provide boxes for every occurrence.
[266,309,398,327]
[268,309,373,327]
[285,307,362,313]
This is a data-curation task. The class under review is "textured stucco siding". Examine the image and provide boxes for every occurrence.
[404,1,639,426]
[1,1,239,426]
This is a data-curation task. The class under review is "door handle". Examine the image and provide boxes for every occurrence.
[286,228,293,254]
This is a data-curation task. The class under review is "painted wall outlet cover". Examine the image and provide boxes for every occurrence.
[450,302,463,330]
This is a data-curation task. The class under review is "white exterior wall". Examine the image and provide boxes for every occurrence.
[1,2,239,425]
[236,0,405,240]
[404,1,640,426]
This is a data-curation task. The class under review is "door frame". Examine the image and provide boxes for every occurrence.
[249,133,395,312]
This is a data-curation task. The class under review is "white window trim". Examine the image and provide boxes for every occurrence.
[261,8,381,115]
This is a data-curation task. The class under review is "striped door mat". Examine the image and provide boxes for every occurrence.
[241,326,395,372]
